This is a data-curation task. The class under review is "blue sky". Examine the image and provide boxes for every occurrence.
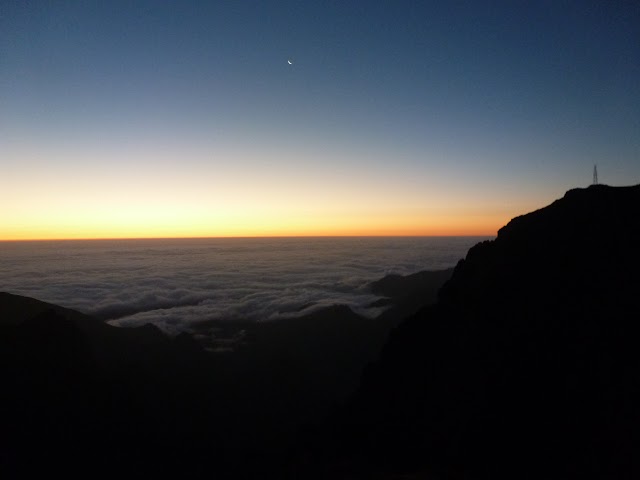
[2,1,639,238]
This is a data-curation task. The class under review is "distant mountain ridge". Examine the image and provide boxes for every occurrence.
[0,290,198,368]
[0,291,96,326]
[0,266,452,477]
[313,184,640,479]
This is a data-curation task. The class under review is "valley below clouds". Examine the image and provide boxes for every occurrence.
[0,237,485,335]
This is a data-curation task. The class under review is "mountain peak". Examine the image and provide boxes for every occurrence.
[324,184,640,479]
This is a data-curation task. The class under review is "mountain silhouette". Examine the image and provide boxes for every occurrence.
[306,184,640,479]
[0,293,215,477]
[0,268,450,477]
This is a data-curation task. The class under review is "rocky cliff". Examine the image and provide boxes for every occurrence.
[317,185,640,479]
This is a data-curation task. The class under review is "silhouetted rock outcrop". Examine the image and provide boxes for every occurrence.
[315,185,640,479]
[0,266,451,478]
[369,269,454,300]
[0,294,219,477]
[369,268,455,324]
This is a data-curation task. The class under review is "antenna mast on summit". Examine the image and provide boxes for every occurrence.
[593,164,598,185]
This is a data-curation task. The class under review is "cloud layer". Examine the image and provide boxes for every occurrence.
[0,237,485,334]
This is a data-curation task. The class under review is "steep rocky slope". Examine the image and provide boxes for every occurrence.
[317,185,640,479]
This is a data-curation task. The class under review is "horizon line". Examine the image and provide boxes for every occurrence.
[0,233,496,242]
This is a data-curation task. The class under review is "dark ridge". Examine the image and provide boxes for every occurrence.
[0,291,97,327]
[368,268,455,322]
[0,264,452,477]
[303,184,640,479]
[369,268,454,300]
[0,291,186,369]
[0,294,214,477]
[93,297,206,321]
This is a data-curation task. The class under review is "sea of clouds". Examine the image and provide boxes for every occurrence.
[0,237,486,335]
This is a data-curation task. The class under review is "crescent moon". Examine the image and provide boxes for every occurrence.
[287,60,293,65]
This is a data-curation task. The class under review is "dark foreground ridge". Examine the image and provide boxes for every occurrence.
[0,266,450,477]
[306,184,640,479]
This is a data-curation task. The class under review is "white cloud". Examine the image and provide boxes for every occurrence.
[0,237,483,334]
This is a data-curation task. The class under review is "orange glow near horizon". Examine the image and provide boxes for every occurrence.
[0,209,506,241]
[0,173,520,240]
[1,184,509,240]
[1,145,542,242]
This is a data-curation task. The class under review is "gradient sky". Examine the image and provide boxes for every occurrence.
[2,1,639,239]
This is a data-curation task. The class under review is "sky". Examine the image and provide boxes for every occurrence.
[1,0,639,240]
